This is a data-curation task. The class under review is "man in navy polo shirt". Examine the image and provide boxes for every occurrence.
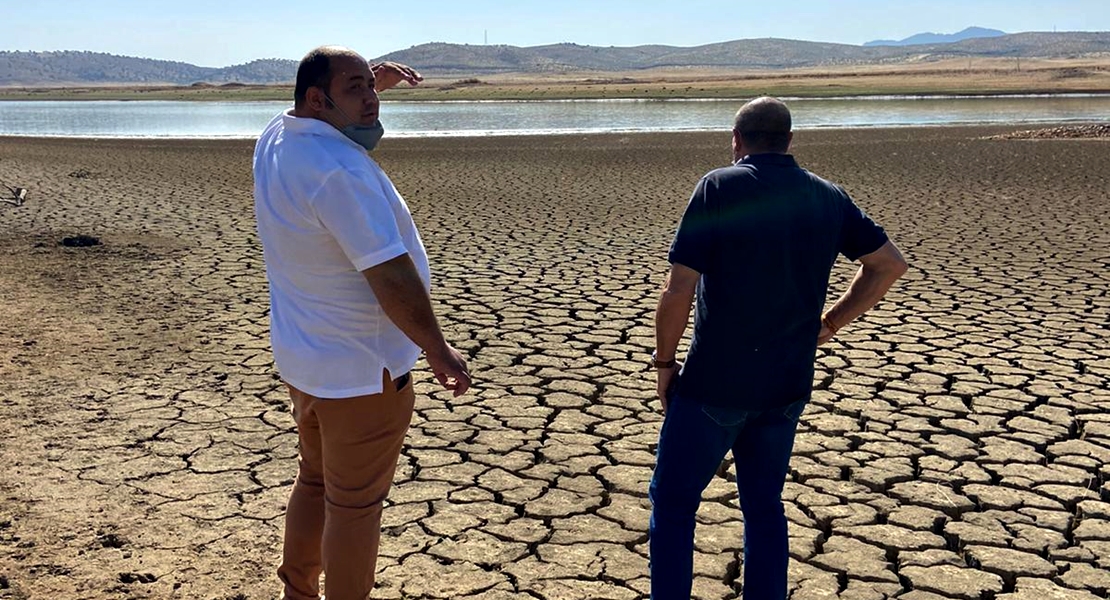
[649,97,908,599]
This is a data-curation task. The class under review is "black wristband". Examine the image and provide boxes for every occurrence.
[651,351,677,369]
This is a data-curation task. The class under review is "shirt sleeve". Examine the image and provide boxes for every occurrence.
[667,176,715,274]
[311,169,408,271]
[838,190,889,261]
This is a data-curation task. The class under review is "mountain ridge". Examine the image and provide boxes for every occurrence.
[0,51,296,86]
[2,31,1108,86]
[378,32,1110,74]
[865,26,1007,47]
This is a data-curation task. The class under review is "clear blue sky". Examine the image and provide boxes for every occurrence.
[2,0,1106,67]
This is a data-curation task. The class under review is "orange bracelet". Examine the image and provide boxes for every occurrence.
[821,314,839,334]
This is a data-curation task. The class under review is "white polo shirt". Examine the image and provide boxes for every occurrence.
[252,110,430,398]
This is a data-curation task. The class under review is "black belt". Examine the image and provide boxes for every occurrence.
[393,372,411,391]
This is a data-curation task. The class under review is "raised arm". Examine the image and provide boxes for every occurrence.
[819,241,908,345]
[371,61,423,92]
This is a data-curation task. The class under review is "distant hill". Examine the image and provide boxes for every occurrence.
[2,32,1108,85]
[0,51,297,86]
[380,32,1110,74]
[865,27,1007,47]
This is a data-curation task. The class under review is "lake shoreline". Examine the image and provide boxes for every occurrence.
[3,91,1110,103]
[4,86,1107,103]
[3,58,1109,102]
[4,119,1110,142]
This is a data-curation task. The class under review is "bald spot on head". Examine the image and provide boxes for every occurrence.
[294,46,368,108]
[733,97,792,153]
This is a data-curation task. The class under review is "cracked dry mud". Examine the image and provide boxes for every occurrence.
[0,127,1107,600]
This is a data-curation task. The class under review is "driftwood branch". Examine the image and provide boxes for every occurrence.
[2,186,26,206]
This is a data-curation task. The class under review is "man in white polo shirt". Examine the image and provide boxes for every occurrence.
[253,46,471,600]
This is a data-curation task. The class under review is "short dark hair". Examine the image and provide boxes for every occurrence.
[294,46,363,107]
[737,130,791,153]
[733,97,792,153]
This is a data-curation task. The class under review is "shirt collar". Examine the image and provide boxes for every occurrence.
[736,153,798,168]
[281,109,365,153]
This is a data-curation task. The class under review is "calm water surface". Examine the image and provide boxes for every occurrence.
[1,95,1107,138]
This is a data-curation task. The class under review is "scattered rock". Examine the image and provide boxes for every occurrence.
[96,532,127,549]
[117,572,157,584]
[60,234,101,247]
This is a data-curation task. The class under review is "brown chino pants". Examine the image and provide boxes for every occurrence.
[278,371,415,600]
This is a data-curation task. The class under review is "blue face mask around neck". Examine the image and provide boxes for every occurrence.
[323,94,385,151]
[342,120,384,152]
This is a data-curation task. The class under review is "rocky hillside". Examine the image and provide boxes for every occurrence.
[0,51,296,86]
[2,32,1107,85]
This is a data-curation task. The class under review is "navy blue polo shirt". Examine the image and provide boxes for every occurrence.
[669,153,888,410]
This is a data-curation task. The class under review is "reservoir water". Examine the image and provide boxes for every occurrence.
[0,95,1106,138]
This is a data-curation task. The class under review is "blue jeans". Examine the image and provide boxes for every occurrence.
[649,392,807,600]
